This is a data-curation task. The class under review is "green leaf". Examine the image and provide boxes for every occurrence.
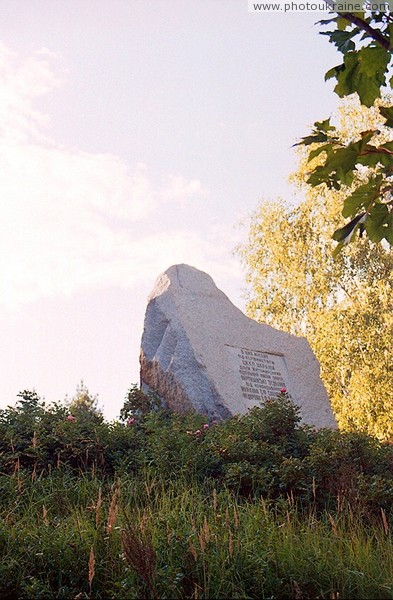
[342,180,380,218]
[381,141,393,152]
[306,165,331,187]
[309,13,393,249]
[334,53,359,98]
[334,47,390,107]
[336,16,350,31]
[379,106,393,127]
[317,18,338,26]
[320,29,357,53]
[358,145,393,168]
[365,204,389,243]
[305,130,385,190]
[314,118,335,133]
[325,145,359,174]
[308,143,333,162]
[332,212,367,243]
[295,132,328,147]
[306,143,359,189]
[325,64,344,81]
[357,139,393,170]
[338,167,355,186]
[353,130,378,153]
[295,118,336,147]
[359,45,389,78]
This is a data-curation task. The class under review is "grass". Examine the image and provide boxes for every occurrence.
[2,393,393,598]
[1,469,393,599]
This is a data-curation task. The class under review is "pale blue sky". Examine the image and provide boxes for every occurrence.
[0,1,339,419]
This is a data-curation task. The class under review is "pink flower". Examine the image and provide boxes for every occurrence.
[203,423,209,429]
[194,429,202,436]
[66,415,75,422]
[127,417,136,426]
[280,387,287,394]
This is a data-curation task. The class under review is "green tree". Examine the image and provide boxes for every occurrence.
[68,380,103,424]
[300,10,393,250]
[119,384,161,422]
[238,103,393,439]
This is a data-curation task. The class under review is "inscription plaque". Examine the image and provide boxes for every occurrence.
[225,345,293,406]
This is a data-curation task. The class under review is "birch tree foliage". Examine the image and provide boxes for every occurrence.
[297,10,393,252]
[238,193,393,439]
[238,103,393,439]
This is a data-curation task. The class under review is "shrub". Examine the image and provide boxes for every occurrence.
[3,388,393,515]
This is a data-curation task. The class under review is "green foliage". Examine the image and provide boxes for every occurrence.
[299,11,393,251]
[0,389,140,476]
[238,127,393,439]
[2,391,393,597]
[68,380,103,424]
[119,384,161,422]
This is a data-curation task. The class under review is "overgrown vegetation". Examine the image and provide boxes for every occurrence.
[1,389,393,598]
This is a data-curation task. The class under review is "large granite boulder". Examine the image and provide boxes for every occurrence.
[140,264,336,428]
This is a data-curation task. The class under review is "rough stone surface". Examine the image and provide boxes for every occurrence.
[140,264,337,428]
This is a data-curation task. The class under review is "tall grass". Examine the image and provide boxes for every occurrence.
[1,469,393,599]
[2,393,393,598]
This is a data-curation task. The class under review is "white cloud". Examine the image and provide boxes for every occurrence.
[161,175,205,204]
[0,43,241,310]
[0,42,62,142]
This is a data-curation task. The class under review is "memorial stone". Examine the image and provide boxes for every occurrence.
[140,264,337,428]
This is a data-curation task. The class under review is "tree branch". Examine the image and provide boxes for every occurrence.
[359,147,393,156]
[339,12,391,50]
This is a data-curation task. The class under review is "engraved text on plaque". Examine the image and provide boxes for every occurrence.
[225,345,292,405]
